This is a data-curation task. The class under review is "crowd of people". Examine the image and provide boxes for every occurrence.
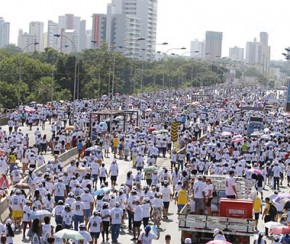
[0,85,289,244]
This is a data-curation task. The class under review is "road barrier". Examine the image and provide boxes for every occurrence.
[0,147,79,223]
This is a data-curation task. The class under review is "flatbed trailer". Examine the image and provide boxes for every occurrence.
[179,204,255,244]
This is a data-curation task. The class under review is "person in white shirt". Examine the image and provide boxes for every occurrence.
[88,211,102,244]
[109,160,119,187]
[41,216,54,243]
[138,225,159,244]
[110,202,123,243]
[77,223,93,244]
[225,170,237,198]
[132,199,143,241]
[213,228,226,241]
[161,181,172,219]
[193,175,206,214]
[81,188,94,225]
[22,200,32,240]
[272,162,282,191]
[71,196,85,231]
[61,205,74,229]
[101,203,111,243]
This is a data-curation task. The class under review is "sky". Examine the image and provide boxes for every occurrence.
[1,0,289,60]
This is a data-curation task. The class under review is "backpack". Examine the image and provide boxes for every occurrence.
[269,203,277,217]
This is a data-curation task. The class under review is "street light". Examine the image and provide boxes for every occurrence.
[162,47,186,89]
[54,33,78,101]
[22,42,39,52]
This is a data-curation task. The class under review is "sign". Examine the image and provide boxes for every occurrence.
[171,122,179,142]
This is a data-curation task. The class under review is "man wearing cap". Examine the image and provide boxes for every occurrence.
[52,177,67,203]
[10,189,23,230]
[110,202,123,243]
[77,223,92,244]
[109,160,119,187]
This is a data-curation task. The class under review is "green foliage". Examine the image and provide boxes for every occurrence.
[0,45,227,104]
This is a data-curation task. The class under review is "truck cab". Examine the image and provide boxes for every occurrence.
[247,117,264,137]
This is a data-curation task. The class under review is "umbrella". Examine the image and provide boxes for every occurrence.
[145,108,152,112]
[206,241,232,244]
[85,146,102,152]
[144,166,158,173]
[261,134,271,140]
[159,129,168,133]
[264,141,275,147]
[276,119,284,124]
[270,226,290,235]
[0,152,5,156]
[94,187,112,196]
[221,131,232,137]
[54,229,84,241]
[264,221,284,229]
[273,194,290,204]
[148,127,156,132]
[30,210,53,220]
[251,131,263,137]
[270,132,282,137]
[247,168,262,175]
[232,137,244,143]
[99,121,107,126]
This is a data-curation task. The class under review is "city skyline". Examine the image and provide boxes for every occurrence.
[1,0,289,60]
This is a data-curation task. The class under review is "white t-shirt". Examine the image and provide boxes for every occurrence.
[110,164,119,176]
[61,210,73,225]
[88,215,102,233]
[110,207,123,224]
[225,176,236,196]
[81,193,94,210]
[76,230,92,244]
[138,232,158,244]
[134,205,143,221]
[161,187,172,202]
[72,201,85,216]
[194,180,206,199]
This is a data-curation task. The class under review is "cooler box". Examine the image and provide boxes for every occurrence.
[219,198,253,219]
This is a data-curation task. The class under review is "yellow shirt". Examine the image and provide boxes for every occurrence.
[112,137,119,147]
[177,189,188,205]
[253,197,261,212]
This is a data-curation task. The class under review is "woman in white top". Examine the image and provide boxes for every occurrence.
[138,225,159,244]
[205,179,214,216]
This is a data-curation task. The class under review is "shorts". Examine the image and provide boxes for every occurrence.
[163,202,170,209]
[257,187,263,193]
[90,232,100,239]
[84,209,91,217]
[92,174,98,181]
[254,212,260,220]
[133,221,142,228]
[195,198,205,212]
[111,176,117,182]
[206,197,213,207]
[12,210,23,218]
[177,204,185,211]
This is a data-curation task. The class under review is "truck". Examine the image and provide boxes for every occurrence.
[247,116,264,137]
[178,175,255,244]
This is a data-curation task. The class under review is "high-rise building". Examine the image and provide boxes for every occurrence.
[260,32,268,46]
[91,14,107,49]
[190,39,204,59]
[0,17,10,48]
[229,46,244,61]
[47,20,59,50]
[245,32,271,73]
[106,0,157,59]
[205,31,223,61]
[58,14,86,52]
[17,29,38,52]
[29,21,44,51]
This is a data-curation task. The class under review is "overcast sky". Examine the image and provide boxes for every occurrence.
[1,0,289,60]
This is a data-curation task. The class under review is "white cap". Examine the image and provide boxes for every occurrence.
[184,238,192,244]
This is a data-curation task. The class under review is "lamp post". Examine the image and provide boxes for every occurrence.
[162,47,186,89]
[54,33,78,101]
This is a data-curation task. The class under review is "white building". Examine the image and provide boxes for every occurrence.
[29,21,44,51]
[229,46,244,61]
[0,17,10,48]
[47,20,59,50]
[17,29,38,52]
[190,39,204,59]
